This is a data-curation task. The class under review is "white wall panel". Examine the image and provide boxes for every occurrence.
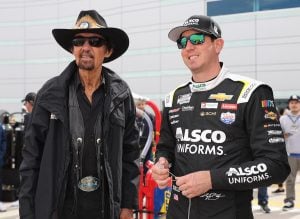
[256,44,300,64]
[0,46,24,60]
[122,54,160,72]
[0,27,24,40]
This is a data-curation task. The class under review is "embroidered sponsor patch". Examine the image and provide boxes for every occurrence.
[221,103,237,110]
[169,108,180,114]
[201,102,218,109]
[267,130,282,135]
[172,184,180,193]
[191,82,206,91]
[182,106,194,111]
[169,114,179,120]
[165,94,171,107]
[241,83,256,99]
[173,194,179,201]
[220,112,235,124]
[200,111,217,117]
[261,100,275,108]
[268,137,285,143]
[226,163,270,184]
[209,93,233,101]
[263,123,281,128]
[264,110,278,121]
[170,120,179,125]
[177,93,192,105]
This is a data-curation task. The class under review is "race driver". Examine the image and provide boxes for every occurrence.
[151,15,290,219]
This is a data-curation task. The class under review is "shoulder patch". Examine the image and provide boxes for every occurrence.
[226,74,265,104]
[164,82,190,107]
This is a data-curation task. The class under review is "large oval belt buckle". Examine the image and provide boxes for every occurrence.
[78,176,100,192]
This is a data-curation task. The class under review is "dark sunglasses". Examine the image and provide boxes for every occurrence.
[72,37,106,47]
[177,33,205,49]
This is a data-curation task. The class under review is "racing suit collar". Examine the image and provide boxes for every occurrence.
[189,64,229,92]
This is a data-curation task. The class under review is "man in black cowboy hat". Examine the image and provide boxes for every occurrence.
[19,10,140,219]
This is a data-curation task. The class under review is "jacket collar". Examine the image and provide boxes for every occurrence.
[38,60,128,123]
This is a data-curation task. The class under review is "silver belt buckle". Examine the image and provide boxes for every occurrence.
[78,176,100,192]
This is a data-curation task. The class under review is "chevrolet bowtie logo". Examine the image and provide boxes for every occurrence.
[209,93,233,101]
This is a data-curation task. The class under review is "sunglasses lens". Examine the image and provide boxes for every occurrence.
[89,37,106,47]
[72,37,106,47]
[177,34,205,49]
[177,37,187,49]
[72,38,85,46]
[190,34,205,45]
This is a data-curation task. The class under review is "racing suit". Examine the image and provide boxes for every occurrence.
[156,65,290,219]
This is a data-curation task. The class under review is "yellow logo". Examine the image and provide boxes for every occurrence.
[264,111,277,121]
[209,93,233,101]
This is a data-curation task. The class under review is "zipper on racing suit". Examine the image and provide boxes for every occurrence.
[188,198,191,219]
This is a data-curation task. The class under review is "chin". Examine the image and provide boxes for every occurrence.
[78,62,95,71]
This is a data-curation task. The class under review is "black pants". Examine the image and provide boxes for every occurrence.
[236,204,254,219]
[62,202,104,219]
[61,190,110,219]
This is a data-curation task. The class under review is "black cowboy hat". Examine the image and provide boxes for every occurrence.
[52,10,129,63]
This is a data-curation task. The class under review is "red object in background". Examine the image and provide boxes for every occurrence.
[138,161,157,219]
[137,100,172,219]
[138,100,163,219]
[138,160,172,219]
[146,100,161,145]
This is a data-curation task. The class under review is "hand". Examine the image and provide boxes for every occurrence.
[284,133,292,138]
[120,208,133,219]
[175,171,212,199]
[151,157,170,189]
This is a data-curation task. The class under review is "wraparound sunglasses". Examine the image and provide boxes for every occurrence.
[72,37,106,47]
[177,33,205,49]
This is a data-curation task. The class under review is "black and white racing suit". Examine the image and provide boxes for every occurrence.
[156,64,290,219]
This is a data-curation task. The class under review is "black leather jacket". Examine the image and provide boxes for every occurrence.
[19,61,140,219]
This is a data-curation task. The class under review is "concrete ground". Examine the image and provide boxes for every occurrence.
[1,174,299,219]
[251,177,300,219]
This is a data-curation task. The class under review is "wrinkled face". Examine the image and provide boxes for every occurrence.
[179,30,223,74]
[288,100,300,113]
[72,33,112,71]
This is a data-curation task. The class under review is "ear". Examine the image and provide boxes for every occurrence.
[105,48,113,58]
[214,38,224,55]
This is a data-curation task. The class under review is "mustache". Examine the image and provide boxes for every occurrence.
[80,51,94,59]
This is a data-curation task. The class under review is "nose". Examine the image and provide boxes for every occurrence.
[184,40,194,50]
[82,39,92,49]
